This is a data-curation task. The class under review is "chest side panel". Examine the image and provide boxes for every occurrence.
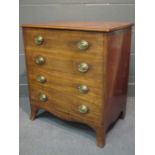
[105,28,132,129]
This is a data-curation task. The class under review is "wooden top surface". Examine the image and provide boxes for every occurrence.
[22,21,133,32]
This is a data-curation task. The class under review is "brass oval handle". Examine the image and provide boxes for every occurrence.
[34,35,44,45]
[78,105,89,114]
[78,85,89,94]
[36,75,46,83]
[35,56,45,65]
[78,62,89,73]
[77,40,89,51]
[38,93,48,102]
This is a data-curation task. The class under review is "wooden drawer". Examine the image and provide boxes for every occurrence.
[29,85,103,124]
[26,51,104,80]
[23,28,106,60]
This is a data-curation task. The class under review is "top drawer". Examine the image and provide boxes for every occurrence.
[23,28,106,60]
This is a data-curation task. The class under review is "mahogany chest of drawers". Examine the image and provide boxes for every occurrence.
[22,22,133,147]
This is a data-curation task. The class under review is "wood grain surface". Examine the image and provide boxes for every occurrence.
[22,21,133,32]
[22,22,132,148]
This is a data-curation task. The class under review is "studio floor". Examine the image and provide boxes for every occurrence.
[19,97,135,155]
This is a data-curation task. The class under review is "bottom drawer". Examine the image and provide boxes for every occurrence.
[29,85,103,124]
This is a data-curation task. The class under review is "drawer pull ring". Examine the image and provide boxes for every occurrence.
[38,93,48,102]
[77,40,89,51]
[78,105,89,114]
[36,75,46,83]
[35,56,45,65]
[78,85,89,94]
[78,62,89,73]
[34,35,44,45]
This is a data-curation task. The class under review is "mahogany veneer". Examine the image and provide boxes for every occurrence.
[22,21,133,147]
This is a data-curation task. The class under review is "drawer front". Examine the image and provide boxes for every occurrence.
[23,28,105,60]
[26,50,104,79]
[29,85,103,124]
[23,28,105,123]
